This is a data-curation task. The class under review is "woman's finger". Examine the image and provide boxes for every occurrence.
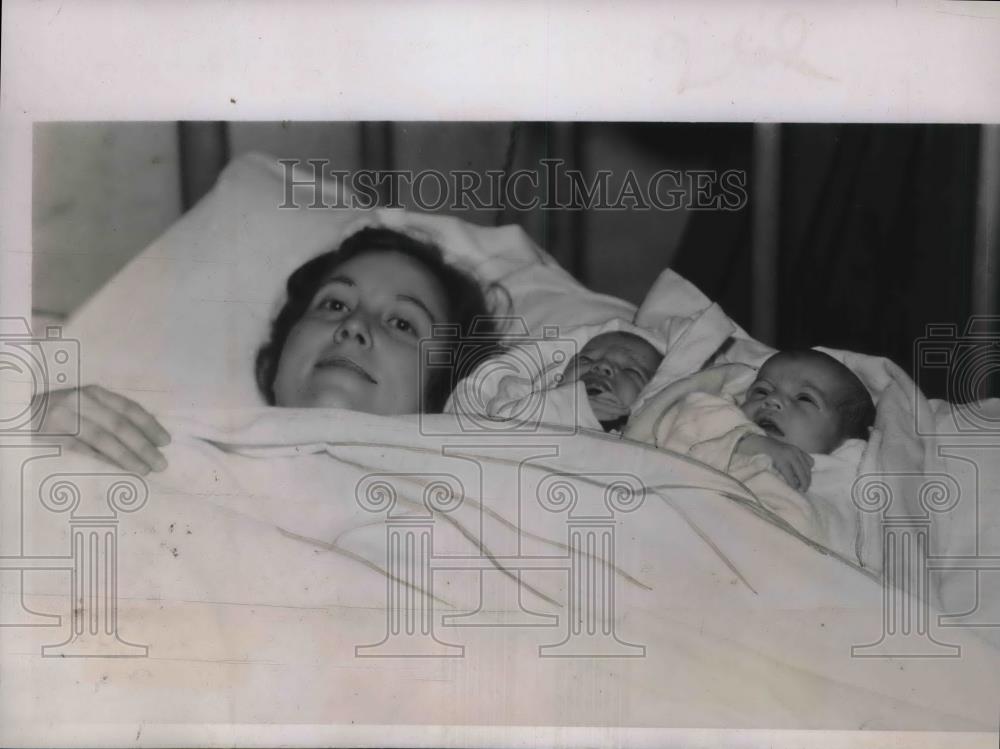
[100,415,167,472]
[64,438,119,467]
[83,385,171,446]
[76,415,154,475]
[79,390,168,471]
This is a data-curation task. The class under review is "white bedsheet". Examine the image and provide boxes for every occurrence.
[2,407,998,738]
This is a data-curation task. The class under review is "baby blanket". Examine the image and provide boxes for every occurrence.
[625,364,868,567]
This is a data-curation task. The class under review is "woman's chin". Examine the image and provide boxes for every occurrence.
[277,385,369,412]
[274,376,420,416]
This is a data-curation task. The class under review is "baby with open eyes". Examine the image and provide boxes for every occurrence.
[628,349,876,492]
[733,349,876,490]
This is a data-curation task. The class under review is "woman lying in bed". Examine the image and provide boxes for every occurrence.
[35,227,498,474]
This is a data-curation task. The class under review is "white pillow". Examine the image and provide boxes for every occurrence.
[627,268,739,415]
[63,152,636,411]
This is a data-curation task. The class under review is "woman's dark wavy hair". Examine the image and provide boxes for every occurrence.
[255,226,505,413]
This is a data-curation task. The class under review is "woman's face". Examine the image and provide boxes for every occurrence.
[273,250,450,415]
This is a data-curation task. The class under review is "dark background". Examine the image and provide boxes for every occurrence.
[479,122,985,398]
[667,123,981,384]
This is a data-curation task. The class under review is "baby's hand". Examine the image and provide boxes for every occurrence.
[736,433,814,492]
[33,385,171,475]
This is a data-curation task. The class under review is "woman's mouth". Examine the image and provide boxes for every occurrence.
[315,355,377,383]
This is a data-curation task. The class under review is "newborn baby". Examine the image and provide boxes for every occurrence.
[461,327,664,433]
[735,349,876,490]
[624,347,876,490]
[558,331,664,432]
[624,348,877,560]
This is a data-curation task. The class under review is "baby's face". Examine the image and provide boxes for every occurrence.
[740,354,848,454]
[560,332,662,423]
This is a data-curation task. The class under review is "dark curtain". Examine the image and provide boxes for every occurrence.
[668,125,755,331]
[672,124,980,398]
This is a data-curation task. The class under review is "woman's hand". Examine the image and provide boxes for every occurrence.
[736,433,814,492]
[34,385,171,475]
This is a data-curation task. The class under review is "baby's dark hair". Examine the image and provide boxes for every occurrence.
[255,226,504,413]
[772,349,876,441]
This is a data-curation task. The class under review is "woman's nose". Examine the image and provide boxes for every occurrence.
[334,311,372,347]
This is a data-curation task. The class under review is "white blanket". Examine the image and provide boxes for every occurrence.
[3,407,998,739]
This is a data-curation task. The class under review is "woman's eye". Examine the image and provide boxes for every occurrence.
[315,296,347,312]
[389,317,417,335]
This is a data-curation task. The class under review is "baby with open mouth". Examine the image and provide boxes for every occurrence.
[559,331,664,433]
[735,349,875,490]
[623,347,876,493]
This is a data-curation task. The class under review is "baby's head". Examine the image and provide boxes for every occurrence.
[741,349,875,454]
[560,331,663,428]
